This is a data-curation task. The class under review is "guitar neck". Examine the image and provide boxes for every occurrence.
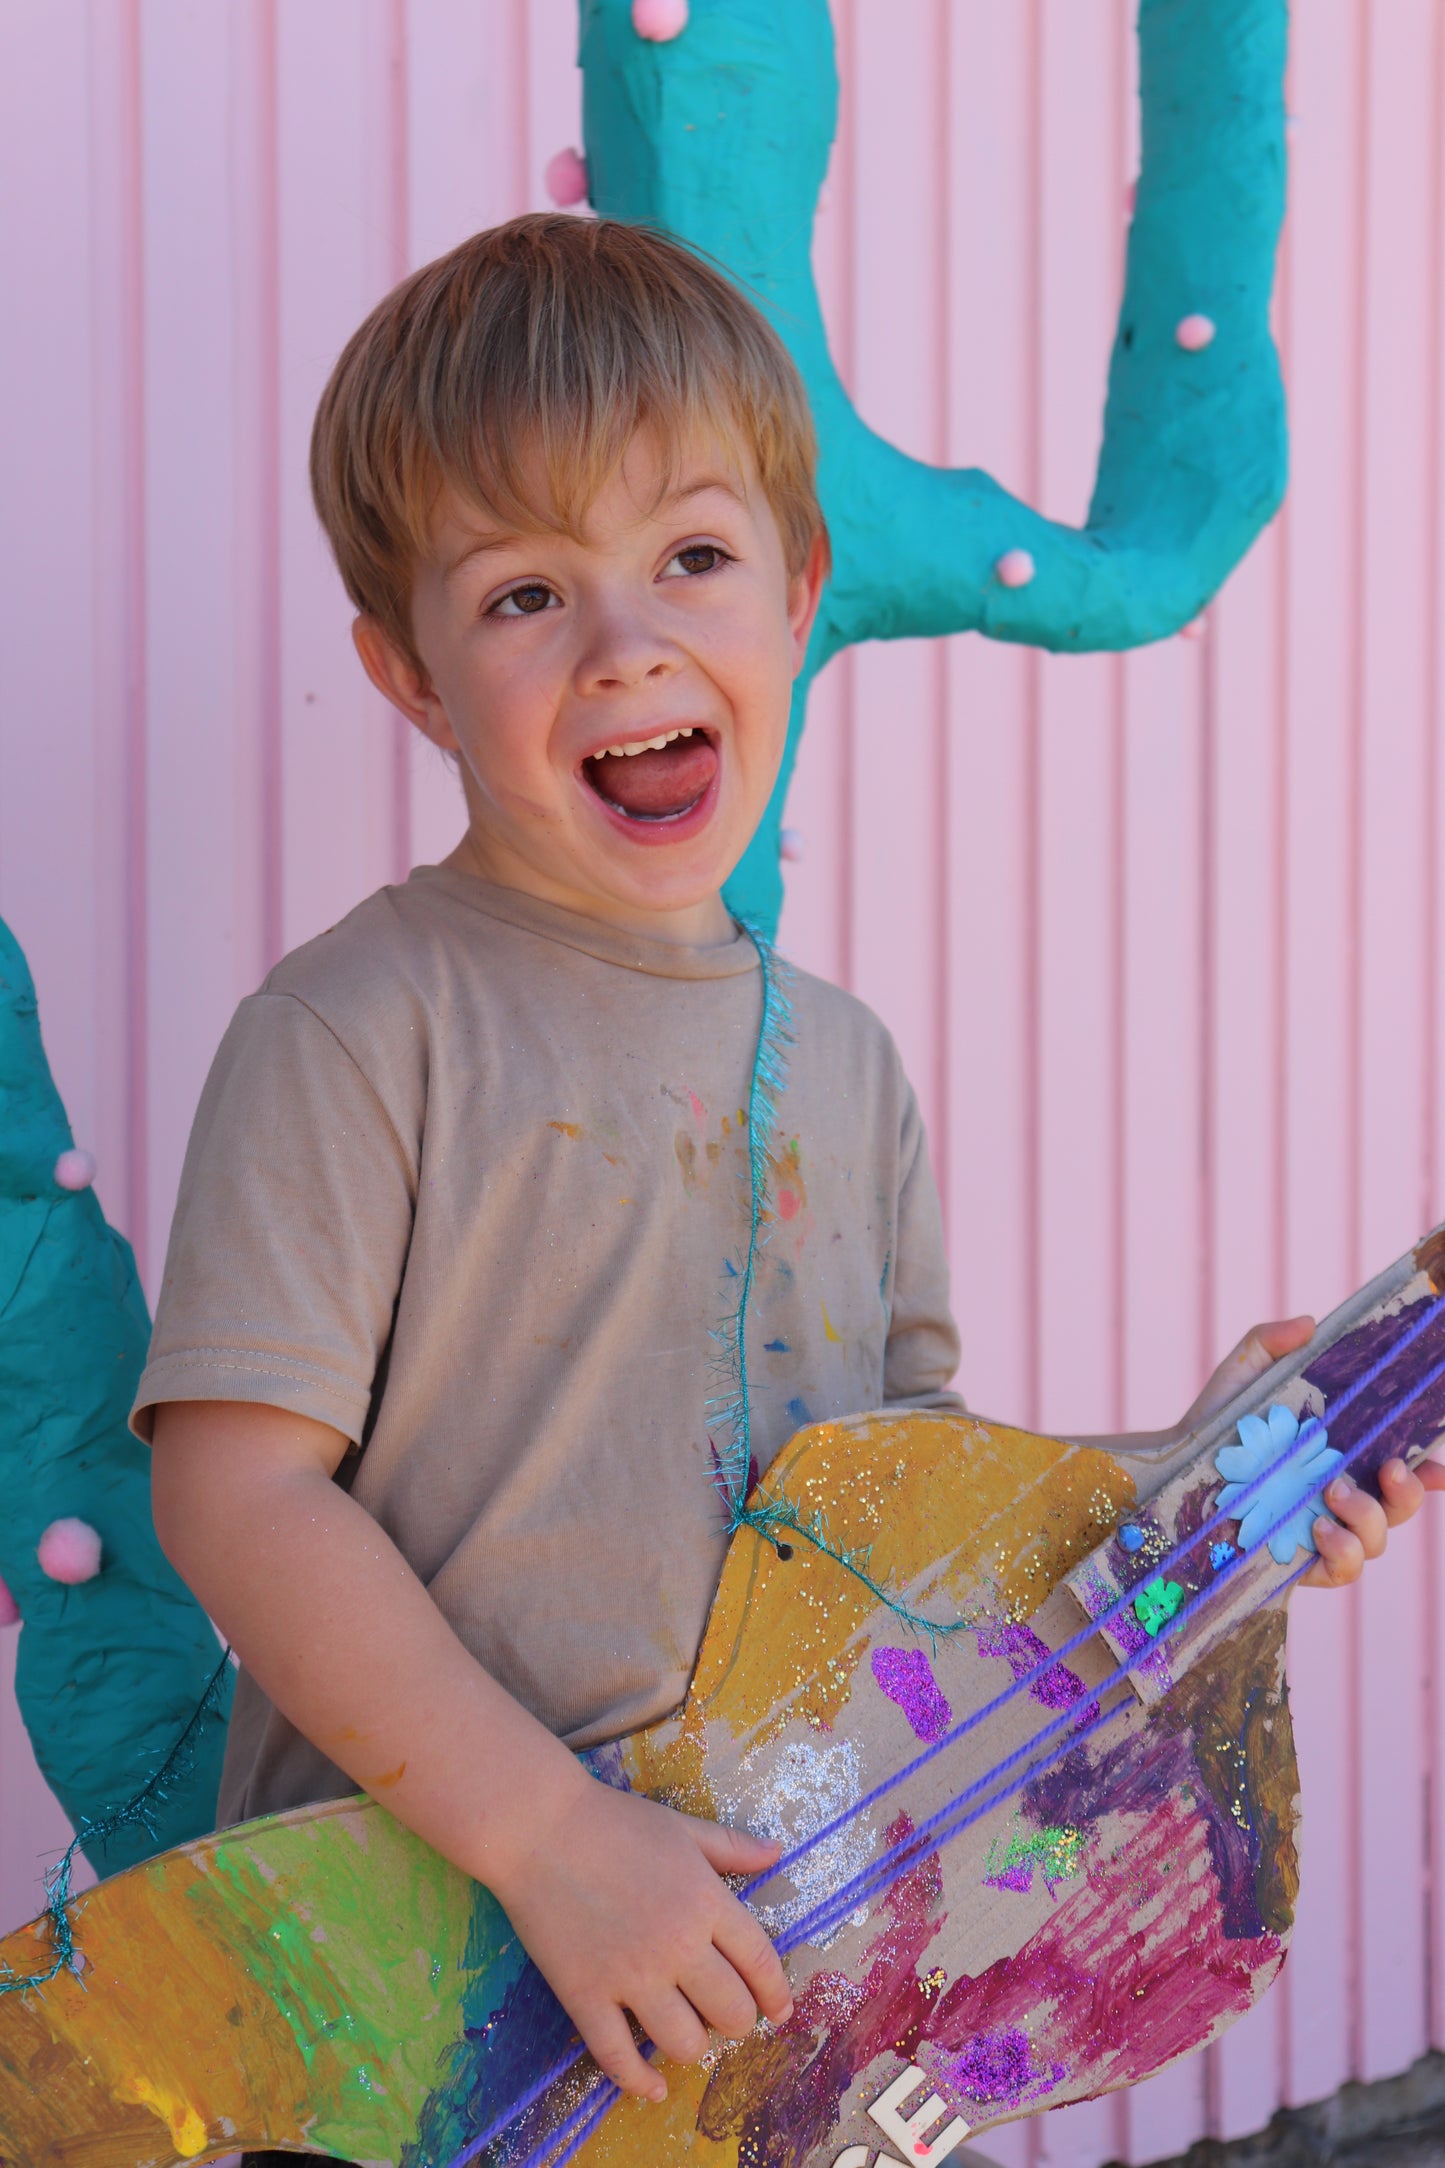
[1060,1221,1445,1705]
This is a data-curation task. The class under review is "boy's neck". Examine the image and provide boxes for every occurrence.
[442,829,740,949]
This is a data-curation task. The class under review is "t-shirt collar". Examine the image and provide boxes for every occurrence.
[407,864,763,982]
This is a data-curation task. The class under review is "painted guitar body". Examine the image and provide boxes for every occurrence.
[4,1226,1445,2168]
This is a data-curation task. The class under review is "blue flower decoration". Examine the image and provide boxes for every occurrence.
[1213,1402,1344,1565]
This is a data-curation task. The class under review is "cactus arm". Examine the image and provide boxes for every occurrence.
[0,919,231,1875]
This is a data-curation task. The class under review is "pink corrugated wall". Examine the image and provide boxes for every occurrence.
[1,4,1442,2161]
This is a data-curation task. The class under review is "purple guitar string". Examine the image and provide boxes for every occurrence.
[475,1330,1445,2168]
[742,1284,1445,1907]
[442,1290,1445,2168]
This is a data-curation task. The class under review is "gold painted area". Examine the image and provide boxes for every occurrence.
[566,2062,729,2168]
[638,1413,1133,1780]
[0,1846,321,2166]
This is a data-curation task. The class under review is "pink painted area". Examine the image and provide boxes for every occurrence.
[1,6,1444,2164]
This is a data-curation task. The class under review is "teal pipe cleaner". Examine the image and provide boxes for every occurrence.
[717,926,975,1645]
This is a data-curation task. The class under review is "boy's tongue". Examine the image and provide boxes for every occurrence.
[585,735,718,819]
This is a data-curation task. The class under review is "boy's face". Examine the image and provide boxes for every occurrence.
[355,426,823,942]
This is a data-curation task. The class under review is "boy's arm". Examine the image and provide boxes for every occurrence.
[150,1400,791,2100]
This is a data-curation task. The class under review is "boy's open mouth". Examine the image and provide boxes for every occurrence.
[581,725,719,823]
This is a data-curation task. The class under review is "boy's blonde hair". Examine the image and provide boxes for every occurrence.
[311,213,828,670]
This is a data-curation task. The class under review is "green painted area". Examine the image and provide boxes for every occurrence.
[198,1807,496,2159]
[580,0,1288,931]
[0,918,230,1873]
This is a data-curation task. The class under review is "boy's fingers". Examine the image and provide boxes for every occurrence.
[689,1817,781,1876]
[678,1947,762,2041]
[1301,1516,1365,1589]
[1325,1475,1388,1556]
[713,1903,793,2025]
[1190,1317,1315,1426]
[634,1987,711,2069]
[1377,1459,1426,1526]
[579,2008,666,2103]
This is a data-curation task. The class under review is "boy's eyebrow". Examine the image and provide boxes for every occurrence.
[444,530,520,582]
[662,474,748,507]
[443,476,748,582]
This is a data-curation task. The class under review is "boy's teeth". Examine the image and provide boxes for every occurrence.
[600,726,696,759]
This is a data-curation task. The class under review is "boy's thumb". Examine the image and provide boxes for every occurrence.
[691,1818,782,1875]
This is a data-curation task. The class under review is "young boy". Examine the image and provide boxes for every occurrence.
[136,214,1430,2168]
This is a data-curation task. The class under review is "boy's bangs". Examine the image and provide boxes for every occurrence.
[423,384,760,556]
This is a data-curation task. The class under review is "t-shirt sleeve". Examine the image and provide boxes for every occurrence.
[131,990,417,1444]
[882,1081,967,1414]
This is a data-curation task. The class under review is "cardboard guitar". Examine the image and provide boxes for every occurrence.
[4,1225,1444,2168]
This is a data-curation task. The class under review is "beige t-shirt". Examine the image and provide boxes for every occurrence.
[134,869,964,1827]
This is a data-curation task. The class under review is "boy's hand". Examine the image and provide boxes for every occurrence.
[1180,1315,1445,1590]
[494,1780,792,2103]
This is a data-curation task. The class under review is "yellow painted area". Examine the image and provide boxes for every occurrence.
[820,1301,842,1343]
[122,2075,208,2157]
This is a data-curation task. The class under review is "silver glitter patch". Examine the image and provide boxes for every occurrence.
[730,1736,876,1947]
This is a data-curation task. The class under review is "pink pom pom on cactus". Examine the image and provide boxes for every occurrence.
[38,1518,103,1586]
[1175,313,1216,352]
[0,1575,18,1629]
[995,548,1036,590]
[544,148,589,208]
[632,0,688,38]
[53,1147,97,1192]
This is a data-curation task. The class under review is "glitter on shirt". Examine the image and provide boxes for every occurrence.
[870,1645,953,1742]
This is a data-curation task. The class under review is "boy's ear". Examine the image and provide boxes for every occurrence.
[787,531,828,675]
[352,616,459,752]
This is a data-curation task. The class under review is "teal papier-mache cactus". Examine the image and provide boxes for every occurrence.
[0,919,231,1873]
[580,0,1288,933]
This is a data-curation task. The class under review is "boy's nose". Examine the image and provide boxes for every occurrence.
[575,606,681,693]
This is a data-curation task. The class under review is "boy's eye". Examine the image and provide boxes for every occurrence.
[491,582,556,617]
[664,543,730,578]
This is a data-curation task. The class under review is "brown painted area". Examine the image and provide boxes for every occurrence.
[1161,1607,1300,1936]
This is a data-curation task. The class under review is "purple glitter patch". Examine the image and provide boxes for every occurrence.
[974,1619,1095,1716]
[938,2027,1066,2109]
[870,1645,952,1742]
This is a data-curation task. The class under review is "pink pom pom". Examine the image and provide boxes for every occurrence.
[779,827,805,864]
[632,0,688,38]
[0,1576,19,1629]
[38,1519,103,1586]
[53,1147,97,1192]
[995,548,1036,590]
[1178,615,1208,641]
[544,148,588,208]
[1175,313,1216,352]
